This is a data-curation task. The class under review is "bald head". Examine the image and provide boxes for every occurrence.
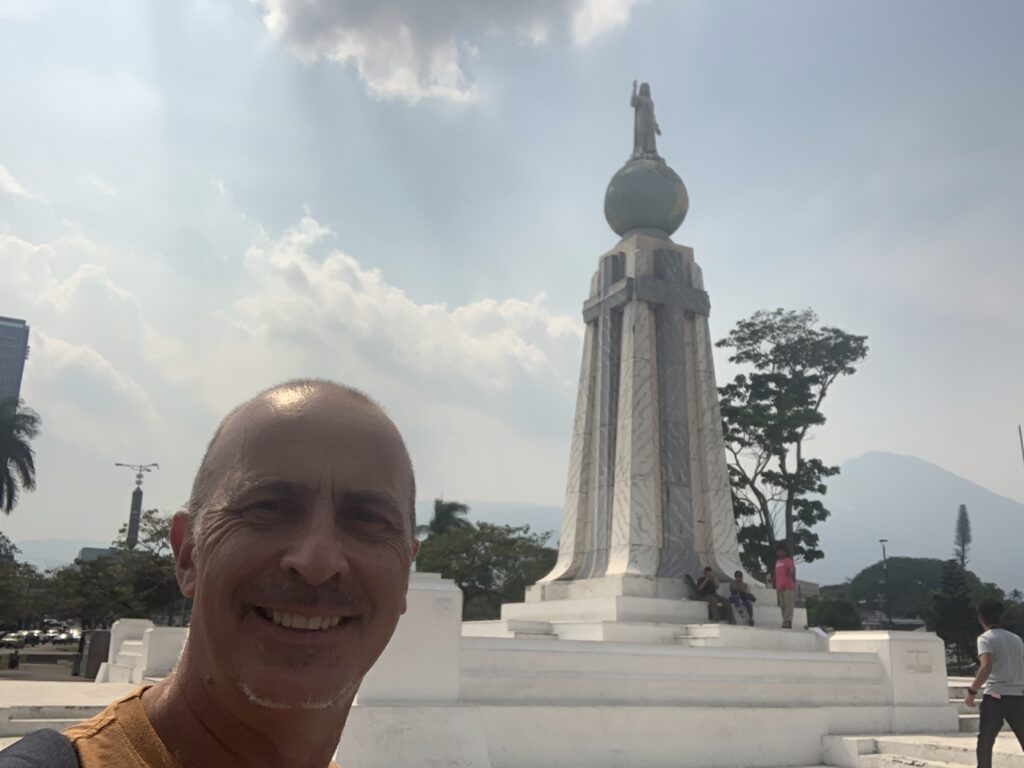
[187,380,416,551]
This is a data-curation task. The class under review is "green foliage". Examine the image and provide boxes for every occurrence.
[824,556,988,619]
[417,498,472,537]
[417,521,557,620]
[0,557,44,627]
[0,531,19,561]
[0,398,41,514]
[954,504,971,569]
[806,595,863,630]
[717,309,868,574]
[1,509,183,628]
[930,559,977,670]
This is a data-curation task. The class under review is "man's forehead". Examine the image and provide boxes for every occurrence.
[207,390,409,478]
[228,390,394,442]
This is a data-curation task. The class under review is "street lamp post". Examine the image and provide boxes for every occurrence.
[879,538,892,629]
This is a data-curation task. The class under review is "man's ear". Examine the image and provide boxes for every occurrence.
[171,510,197,598]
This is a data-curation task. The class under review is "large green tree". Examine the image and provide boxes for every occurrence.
[806,595,863,630]
[823,556,992,619]
[417,521,557,620]
[717,309,868,575]
[0,398,41,514]
[36,509,182,628]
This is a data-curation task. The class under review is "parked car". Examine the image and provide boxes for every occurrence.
[0,633,25,649]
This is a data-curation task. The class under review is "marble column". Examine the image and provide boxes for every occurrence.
[534,232,749,602]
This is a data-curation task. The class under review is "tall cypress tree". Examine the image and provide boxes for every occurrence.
[953,504,971,569]
[931,558,976,670]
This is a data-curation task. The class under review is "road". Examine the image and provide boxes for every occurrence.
[0,644,85,683]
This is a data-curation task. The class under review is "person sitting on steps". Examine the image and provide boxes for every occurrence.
[697,567,735,625]
[729,571,756,626]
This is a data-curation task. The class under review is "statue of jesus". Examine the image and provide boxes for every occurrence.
[631,80,661,160]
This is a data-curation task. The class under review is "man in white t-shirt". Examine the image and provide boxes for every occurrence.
[965,599,1024,768]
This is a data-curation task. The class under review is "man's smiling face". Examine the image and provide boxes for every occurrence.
[175,385,417,710]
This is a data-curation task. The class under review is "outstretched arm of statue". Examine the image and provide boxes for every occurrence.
[655,121,661,136]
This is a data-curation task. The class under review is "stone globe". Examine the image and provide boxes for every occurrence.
[604,158,689,238]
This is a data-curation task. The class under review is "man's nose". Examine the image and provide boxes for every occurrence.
[279,502,350,586]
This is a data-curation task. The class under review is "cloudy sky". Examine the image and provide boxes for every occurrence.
[1,0,1022,549]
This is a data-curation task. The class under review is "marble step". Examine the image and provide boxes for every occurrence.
[872,736,1024,767]
[858,757,965,767]
[957,712,1011,733]
[0,706,101,737]
[460,637,888,706]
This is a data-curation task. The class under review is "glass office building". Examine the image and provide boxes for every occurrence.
[0,316,30,402]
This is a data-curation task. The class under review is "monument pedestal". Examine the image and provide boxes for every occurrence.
[340,574,956,768]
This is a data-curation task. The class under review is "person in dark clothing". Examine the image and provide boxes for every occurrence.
[697,567,735,624]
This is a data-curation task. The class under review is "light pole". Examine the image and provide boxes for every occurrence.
[879,538,892,629]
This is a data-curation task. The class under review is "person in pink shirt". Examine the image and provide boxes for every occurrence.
[773,544,797,629]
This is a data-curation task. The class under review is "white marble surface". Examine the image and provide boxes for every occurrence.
[829,631,951,707]
[540,322,596,584]
[535,232,774,618]
[356,573,463,705]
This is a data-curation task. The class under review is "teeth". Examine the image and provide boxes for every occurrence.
[265,610,342,631]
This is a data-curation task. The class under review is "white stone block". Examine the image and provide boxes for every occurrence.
[828,630,949,706]
[141,627,188,678]
[339,706,492,768]
[106,619,154,664]
[356,573,462,705]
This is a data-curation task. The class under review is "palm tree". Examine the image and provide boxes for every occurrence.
[0,398,41,514]
[416,498,472,537]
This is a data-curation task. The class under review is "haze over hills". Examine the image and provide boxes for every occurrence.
[799,451,1023,593]
[15,453,1021,593]
[428,452,1024,593]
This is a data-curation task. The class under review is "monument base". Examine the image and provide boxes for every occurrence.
[500,588,803,630]
[343,579,957,768]
[464,619,820,650]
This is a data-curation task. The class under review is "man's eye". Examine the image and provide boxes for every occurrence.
[249,499,284,513]
[347,508,392,527]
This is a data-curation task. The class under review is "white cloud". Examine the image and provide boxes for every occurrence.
[87,175,117,197]
[256,0,644,103]
[27,331,160,453]
[572,0,643,45]
[226,214,582,392]
[0,0,49,20]
[0,162,47,204]
[209,176,233,204]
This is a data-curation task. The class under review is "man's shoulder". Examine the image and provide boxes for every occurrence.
[63,699,122,743]
[61,686,159,764]
[979,628,1024,651]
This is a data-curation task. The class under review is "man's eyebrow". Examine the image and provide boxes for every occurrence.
[338,488,404,517]
[221,478,311,506]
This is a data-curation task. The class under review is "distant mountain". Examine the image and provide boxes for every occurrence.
[441,452,1023,594]
[12,539,111,570]
[801,452,1023,593]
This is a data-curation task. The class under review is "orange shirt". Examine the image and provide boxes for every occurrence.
[63,687,339,767]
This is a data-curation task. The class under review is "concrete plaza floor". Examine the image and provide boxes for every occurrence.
[2,679,1022,765]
